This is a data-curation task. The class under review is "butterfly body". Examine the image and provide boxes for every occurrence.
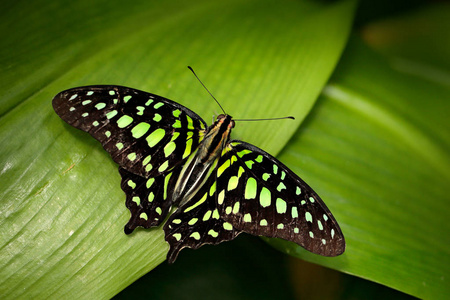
[173,114,234,207]
[52,84,345,263]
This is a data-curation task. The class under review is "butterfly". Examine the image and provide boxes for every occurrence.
[52,72,345,263]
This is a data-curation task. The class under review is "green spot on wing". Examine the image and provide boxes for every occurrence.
[131,122,151,139]
[237,166,245,178]
[117,115,134,128]
[223,222,233,230]
[173,109,181,118]
[237,149,252,158]
[190,232,200,240]
[131,196,141,206]
[208,229,218,237]
[291,206,298,218]
[245,160,254,169]
[173,233,181,241]
[163,142,176,157]
[243,213,251,222]
[232,201,240,214]
[276,182,286,192]
[163,172,172,200]
[305,212,313,222]
[318,220,323,230]
[184,193,208,213]
[95,102,106,110]
[123,95,132,103]
[142,155,151,166]
[203,210,212,221]
[276,198,287,214]
[227,176,239,191]
[146,128,165,147]
[136,106,145,115]
[127,152,137,161]
[106,110,117,119]
[148,192,155,202]
[217,159,231,177]
[146,178,154,188]
[244,177,257,199]
[209,181,216,196]
[127,180,136,189]
[153,113,162,122]
[217,190,225,205]
[186,115,194,130]
[182,138,193,159]
[260,187,271,207]
[158,160,169,172]
[154,102,164,109]
[172,119,182,128]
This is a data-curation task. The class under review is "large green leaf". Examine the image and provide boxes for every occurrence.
[0,0,356,299]
[271,36,450,299]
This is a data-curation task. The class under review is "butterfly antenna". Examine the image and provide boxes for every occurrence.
[188,66,226,115]
[234,116,295,122]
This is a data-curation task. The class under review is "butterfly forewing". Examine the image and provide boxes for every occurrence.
[52,85,207,178]
[215,141,345,256]
[163,173,241,263]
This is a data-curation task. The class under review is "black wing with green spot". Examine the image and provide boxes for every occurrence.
[214,141,345,256]
[120,167,181,233]
[163,173,241,263]
[52,85,207,178]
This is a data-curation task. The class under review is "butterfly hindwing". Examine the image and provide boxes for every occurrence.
[120,166,182,233]
[215,141,345,256]
[163,173,241,263]
[52,85,207,178]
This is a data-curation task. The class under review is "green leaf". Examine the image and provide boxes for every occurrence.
[270,36,450,299]
[0,0,356,298]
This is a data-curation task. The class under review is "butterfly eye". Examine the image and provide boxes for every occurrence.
[230,120,235,128]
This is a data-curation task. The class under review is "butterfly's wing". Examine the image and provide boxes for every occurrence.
[214,140,345,256]
[52,85,207,178]
[53,85,207,232]
[163,172,241,263]
[119,167,182,232]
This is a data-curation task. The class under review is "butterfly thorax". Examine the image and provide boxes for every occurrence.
[172,114,234,207]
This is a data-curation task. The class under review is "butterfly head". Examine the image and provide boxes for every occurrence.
[216,114,235,129]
